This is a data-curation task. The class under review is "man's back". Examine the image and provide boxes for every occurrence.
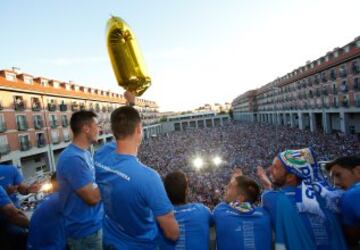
[213,202,271,250]
[57,144,103,239]
[262,186,339,250]
[27,193,66,250]
[157,203,212,250]
[95,151,173,250]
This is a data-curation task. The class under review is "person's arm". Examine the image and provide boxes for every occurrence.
[256,166,272,189]
[75,183,101,206]
[18,182,41,195]
[156,212,180,241]
[124,90,135,106]
[1,203,29,228]
[62,157,101,206]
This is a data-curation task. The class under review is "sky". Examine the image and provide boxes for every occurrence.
[1,0,360,111]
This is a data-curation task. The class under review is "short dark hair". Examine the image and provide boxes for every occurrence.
[325,156,360,172]
[164,171,188,205]
[111,106,141,140]
[70,110,97,136]
[235,175,260,203]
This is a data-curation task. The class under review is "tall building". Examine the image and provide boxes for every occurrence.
[0,69,160,179]
[232,36,360,135]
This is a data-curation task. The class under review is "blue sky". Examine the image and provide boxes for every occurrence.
[1,0,360,111]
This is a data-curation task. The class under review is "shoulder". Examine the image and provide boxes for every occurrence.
[340,185,360,210]
[94,142,116,160]
[0,164,17,173]
[213,202,228,213]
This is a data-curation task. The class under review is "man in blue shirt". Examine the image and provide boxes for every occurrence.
[213,175,271,250]
[0,163,41,208]
[258,148,347,250]
[326,156,360,248]
[0,185,29,250]
[157,170,212,250]
[57,110,103,250]
[27,172,66,250]
[95,106,179,250]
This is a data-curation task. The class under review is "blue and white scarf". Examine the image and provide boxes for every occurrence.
[278,148,343,216]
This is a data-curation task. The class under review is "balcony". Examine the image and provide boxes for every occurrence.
[63,134,71,142]
[14,101,25,111]
[0,144,10,156]
[0,121,7,133]
[339,66,347,78]
[34,119,44,130]
[353,78,360,91]
[71,103,79,112]
[32,99,41,111]
[60,104,68,112]
[49,120,58,129]
[19,139,31,151]
[61,118,68,127]
[37,135,46,148]
[352,61,360,74]
[330,69,337,80]
[342,100,349,108]
[48,103,57,112]
[51,136,60,145]
[17,120,28,131]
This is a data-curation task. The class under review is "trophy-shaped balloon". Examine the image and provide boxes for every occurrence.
[106,16,151,96]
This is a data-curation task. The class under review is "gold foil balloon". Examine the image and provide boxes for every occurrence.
[106,16,151,96]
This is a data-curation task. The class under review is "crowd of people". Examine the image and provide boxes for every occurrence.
[138,122,359,208]
[0,93,359,249]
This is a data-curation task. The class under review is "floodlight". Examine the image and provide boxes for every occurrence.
[213,156,222,166]
[193,157,204,170]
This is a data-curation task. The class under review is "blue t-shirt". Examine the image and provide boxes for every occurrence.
[27,193,66,250]
[157,203,212,250]
[57,143,103,239]
[0,164,24,207]
[94,151,173,250]
[262,186,333,250]
[0,185,11,208]
[213,202,271,250]
[340,182,360,228]
[95,141,116,159]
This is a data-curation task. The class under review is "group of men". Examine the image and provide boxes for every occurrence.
[0,94,359,249]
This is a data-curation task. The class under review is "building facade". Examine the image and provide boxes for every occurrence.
[0,69,161,179]
[232,36,360,134]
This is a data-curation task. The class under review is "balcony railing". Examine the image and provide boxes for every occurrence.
[0,121,7,133]
[20,140,31,151]
[17,121,28,131]
[63,134,71,142]
[52,136,60,145]
[0,144,10,156]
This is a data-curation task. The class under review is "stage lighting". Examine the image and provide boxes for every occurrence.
[193,157,204,170]
[213,156,222,166]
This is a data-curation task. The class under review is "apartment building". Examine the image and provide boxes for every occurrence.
[0,69,160,179]
[232,36,360,134]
